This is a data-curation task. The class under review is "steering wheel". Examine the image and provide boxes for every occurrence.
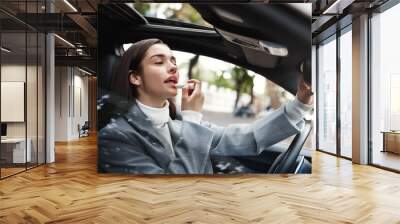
[268,120,312,174]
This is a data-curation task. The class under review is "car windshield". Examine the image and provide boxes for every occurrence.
[131,3,213,28]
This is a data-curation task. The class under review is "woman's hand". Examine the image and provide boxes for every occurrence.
[297,74,313,105]
[181,79,204,112]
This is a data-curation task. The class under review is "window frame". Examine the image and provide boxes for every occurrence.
[315,23,353,161]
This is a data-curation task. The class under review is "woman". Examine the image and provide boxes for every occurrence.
[98,38,313,174]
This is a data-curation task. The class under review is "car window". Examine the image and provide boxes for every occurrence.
[172,50,294,126]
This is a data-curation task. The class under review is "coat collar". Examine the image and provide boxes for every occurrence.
[124,100,154,131]
[124,100,178,159]
[135,99,170,127]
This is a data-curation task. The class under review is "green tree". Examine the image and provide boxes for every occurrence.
[165,4,212,27]
[231,67,254,109]
[210,71,234,90]
[187,55,199,80]
[133,3,151,15]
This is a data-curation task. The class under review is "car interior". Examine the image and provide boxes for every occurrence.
[98,3,312,174]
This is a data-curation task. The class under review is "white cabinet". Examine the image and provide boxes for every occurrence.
[1,138,31,163]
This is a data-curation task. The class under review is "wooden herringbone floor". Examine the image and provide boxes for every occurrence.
[1,135,400,223]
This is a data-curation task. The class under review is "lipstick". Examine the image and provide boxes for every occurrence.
[175,83,195,89]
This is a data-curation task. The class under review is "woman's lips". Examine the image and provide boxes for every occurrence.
[164,76,177,83]
[165,80,178,88]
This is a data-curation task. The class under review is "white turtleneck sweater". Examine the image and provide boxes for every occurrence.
[136,96,312,156]
[136,100,204,157]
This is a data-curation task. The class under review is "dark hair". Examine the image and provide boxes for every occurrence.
[111,38,177,119]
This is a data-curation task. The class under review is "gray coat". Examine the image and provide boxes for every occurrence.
[98,101,305,174]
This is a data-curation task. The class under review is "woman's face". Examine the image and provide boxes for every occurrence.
[133,43,179,101]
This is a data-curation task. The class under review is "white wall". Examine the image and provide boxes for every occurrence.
[1,65,27,142]
[55,66,69,141]
[71,72,89,138]
[1,65,39,138]
[55,67,89,141]
[1,63,46,164]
